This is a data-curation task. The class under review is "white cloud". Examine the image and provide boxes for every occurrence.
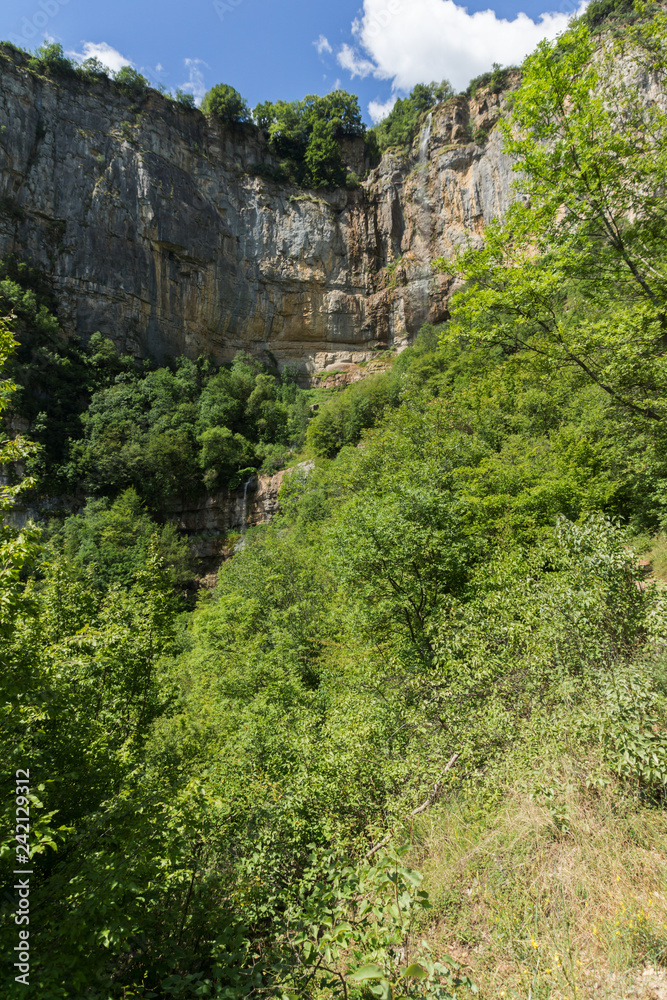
[179,58,208,105]
[337,42,376,79]
[368,95,398,123]
[66,41,133,75]
[337,0,588,93]
[156,62,164,72]
[314,34,333,55]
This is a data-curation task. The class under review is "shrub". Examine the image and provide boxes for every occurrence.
[79,56,109,79]
[114,65,149,98]
[466,62,517,97]
[582,0,642,29]
[28,42,77,78]
[174,88,196,108]
[253,91,365,189]
[201,83,251,123]
[304,117,346,188]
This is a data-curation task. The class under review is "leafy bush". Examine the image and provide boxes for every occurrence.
[201,82,251,123]
[173,87,196,108]
[254,90,365,188]
[306,325,447,457]
[79,56,109,79]
[466,61,517,97]
[27,42,77,78]
[57,487,193,589]
[6,11,667,997]
[582,0,645,30]
[114,65,149,98]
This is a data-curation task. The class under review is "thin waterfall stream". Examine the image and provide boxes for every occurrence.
[234,475,255,552]
[240,476,252,534]
[416,111,433,267]
[418,111,433,165]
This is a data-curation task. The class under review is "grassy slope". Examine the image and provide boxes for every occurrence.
[275,332,667,999]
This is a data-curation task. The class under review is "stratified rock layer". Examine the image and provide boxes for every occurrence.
[0,49,518,369]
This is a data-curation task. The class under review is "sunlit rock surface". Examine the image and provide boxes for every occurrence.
[0,47,518,371]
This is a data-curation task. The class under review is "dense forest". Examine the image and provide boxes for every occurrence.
[3,3,667,999]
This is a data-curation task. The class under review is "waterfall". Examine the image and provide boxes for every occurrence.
[233,475,255,553]
[240,476,252,534]
[418,111,433,165]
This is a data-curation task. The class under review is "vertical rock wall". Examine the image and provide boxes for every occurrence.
[0,48,518,370]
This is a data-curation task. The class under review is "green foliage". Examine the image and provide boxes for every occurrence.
[201,82,252,123]
[254,90,365,188]
[0,316,40,618]
[582,0,650,30]
[27,42,77,78]
[174,88,196,108]
[56,488,193,589]
[466,61,517,97]
[79,56,109,79]
[0,263,312,507]
[305,116,346,187]
[281,846,474,1000]
[435,15,667,425]
[114,65,150,98]
[306,327,446,458]
[64,347,309,505]
[371,81,453,154]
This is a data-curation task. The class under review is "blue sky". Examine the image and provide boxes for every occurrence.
[1,0,585,123]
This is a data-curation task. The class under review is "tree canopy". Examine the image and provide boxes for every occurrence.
[201,82,252,123]
[253,89,365,187]
[434,11,667,422]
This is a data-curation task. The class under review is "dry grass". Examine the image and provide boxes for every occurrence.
[644,536,667,586]
[409,766,667,999]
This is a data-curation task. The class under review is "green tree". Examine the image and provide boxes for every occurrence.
[115,65,150,97]
[201,83,252,123]
[313,89,365,137]
[59,488,193,589]
[198,425,256,489]
[371,80,452,153]
[334,479,476,668]
[79,56,108,78]
[501,17,667,305]
[434,13,667,421]
[305,116,346,187]
[174,88,196,108]
[254,90,364,187]
[27,41,76,77]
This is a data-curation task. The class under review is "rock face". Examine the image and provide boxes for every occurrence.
[170,462,314,569]
[0,48,519,370]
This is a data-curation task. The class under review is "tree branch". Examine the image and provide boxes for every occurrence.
[365,754,460,860]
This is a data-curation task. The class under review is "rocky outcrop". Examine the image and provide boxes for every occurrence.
[7,463,312,570]
[172,466,305,535]
[0,48,519,371]
[170,462,314,568]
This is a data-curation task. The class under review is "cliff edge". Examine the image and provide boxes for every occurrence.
[0,49,518,370]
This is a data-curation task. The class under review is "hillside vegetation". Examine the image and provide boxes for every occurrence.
[3,6,667,1000]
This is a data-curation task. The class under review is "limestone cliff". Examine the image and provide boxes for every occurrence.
[0,47,518,370]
